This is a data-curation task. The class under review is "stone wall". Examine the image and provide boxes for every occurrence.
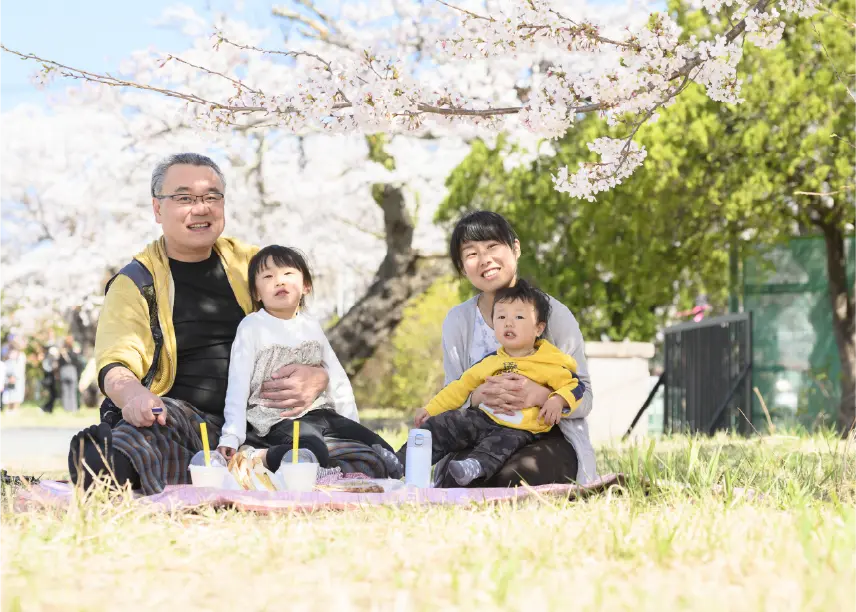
[584,341,655,444]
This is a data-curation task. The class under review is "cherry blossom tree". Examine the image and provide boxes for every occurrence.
[1,0,820,369]
[3,0,819,199]
[0,4,483,365]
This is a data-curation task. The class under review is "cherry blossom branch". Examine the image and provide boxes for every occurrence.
[214,34,333,70]
[292,0,335,27]
[0,0,778,123]
[1,0,820,201]
[271,3,352,50]
[435,0,489,21]
[163,54,264,95]
[0,45,269,113]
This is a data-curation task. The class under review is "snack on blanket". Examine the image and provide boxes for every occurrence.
[253,463,278,492]
[226,451,282,491]
[315,479,384,494]
[228,452,255,490]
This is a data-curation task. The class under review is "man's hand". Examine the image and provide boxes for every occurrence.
[260,364,329,417]
[122,389,167,427]
[414,407,430,428]
[217,446,236,461]
[538,395,566,427]
[474,373,551,415]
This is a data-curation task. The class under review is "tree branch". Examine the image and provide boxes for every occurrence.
[0,45,269,113]
[810,19,856,103]
[271,6,330,36]
[0,0,774,125]
[215,34,332,70]
[795,185,855,197]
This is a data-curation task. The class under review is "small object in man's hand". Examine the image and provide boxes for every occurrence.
[152,406,163,414]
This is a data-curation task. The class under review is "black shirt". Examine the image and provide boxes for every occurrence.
[163,253,245,416]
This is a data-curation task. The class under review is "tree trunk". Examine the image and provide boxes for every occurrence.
[326,184,451,377]
[820,222,855,434]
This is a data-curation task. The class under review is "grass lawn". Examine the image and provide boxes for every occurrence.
[2,432,854,611]
[0,402,101,429]
[0,403,406,431]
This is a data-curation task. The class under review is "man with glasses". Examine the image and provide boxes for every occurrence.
[68,153,336,494]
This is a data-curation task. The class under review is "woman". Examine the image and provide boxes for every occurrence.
[2,344,27,412]
[433,210,597,486]
[58,337,81,413]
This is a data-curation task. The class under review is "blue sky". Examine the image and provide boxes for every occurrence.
[2,0,645,111]
[1,0,278,110]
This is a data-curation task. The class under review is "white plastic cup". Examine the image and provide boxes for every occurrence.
[405,429,433,488]
[189,465,228,488]
[278,462,319,492]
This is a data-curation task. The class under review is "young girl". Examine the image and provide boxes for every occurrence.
[216,245,402,477]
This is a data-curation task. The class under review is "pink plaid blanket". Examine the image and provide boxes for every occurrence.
[13,474,627,514]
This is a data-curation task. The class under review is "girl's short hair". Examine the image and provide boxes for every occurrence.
[248,245,314,309]
[449,210,519,275]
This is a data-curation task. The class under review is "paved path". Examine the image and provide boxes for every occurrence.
[1,427,78,472]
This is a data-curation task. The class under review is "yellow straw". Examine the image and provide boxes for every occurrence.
[200,422,211,467]
[292,421,300,464]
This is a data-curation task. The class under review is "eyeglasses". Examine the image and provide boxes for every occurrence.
[155,193,225,206]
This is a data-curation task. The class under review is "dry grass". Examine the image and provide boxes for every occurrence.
[2,433,854,611]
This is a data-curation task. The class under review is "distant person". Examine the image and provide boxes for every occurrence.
[2,344,27,412]
[0,352,6,411]
[58,337,82,412]
[77,356,99,408]
[40,346,59,414]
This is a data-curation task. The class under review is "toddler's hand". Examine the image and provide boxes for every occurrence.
[414,407,430,428]
[538,396,565,427]
[217,446,236,461]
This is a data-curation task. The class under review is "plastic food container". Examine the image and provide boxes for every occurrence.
[189,465,229,488]
[278,462,319,492]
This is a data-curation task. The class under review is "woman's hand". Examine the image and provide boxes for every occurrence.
[260,364,329,417]
[473,373,551,415]
[121,389,167,427]
[217,446,236,461]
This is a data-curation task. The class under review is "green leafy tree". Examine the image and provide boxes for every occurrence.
[439,91,740,342]
[439,0,854,430]
[710,1,855,432]
[353,277,460,411]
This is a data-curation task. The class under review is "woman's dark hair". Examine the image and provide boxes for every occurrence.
[449,210,518,275]
[492,279,552,328]
[248,245,313,310]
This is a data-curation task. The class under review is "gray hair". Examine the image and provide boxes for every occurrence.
[150,153,226,197]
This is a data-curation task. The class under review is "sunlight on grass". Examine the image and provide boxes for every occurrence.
[2,432,854,611]
[0,402,100,429]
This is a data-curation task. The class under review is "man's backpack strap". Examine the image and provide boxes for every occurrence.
[100,260,164,427]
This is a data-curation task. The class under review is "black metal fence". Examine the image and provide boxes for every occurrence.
[662,313,754,435]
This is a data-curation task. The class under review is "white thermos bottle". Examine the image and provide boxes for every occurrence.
[404,429,432,488]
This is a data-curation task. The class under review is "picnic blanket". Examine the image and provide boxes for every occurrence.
[12,473,628,515]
